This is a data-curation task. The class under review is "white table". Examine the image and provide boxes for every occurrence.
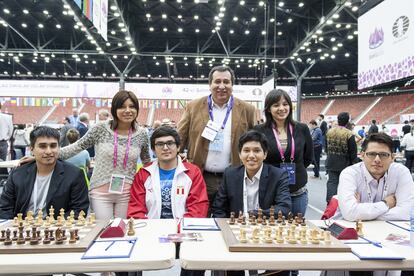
[0,219,176,275]
[180,220,414,271]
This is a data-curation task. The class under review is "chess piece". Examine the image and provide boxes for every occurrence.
[0,230,6,242]
[30,227,39,245]
[88,212,96,225]
[229,212,235,225]
[13,217,18,227]
[237,211,243,224]
[269,215,275,226]
[16,226,25,245]
[257,209,263,224]
[251,215,257,225]
[324,231,332,245]
[49,229,55,241]
[61,229,67,240]
[43,229,51,244]
[239,228,247,243]
[17,213,23,224]
[55,215,64,226]
[296,213,303,225]
[241,215,246,225]
[55,228,63,244]
[66,216,73,227]
[311,229,320,244]
[12,229,18,241]
[44,216,51,227]
[74,228,79,240]
[356,220,364,237]
[299,228,307,244]
[48,206,55,224]
[127,218,135,236]
[35,210,43,226]
[59,208,66,221]
[277,210,283,224]
[251,227,260,243]
[69,230,77,244]
[261,216,267,226]
[25,229,31,241]
[76,211,86,226]
[269,206,275,219]
[276,227,284,243]
[26,211,34,224]
[264,227,273,243]
[4,229,12,245]
[287,212,293,224]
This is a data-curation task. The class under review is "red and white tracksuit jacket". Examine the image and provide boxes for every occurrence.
[127,158,209,219]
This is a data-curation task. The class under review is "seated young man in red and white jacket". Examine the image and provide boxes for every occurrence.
[127,126,209,219]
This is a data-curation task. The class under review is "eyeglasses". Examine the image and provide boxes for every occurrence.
[364,152,391,160]
[154,141,177,149]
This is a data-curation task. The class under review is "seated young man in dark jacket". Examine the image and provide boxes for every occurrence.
[0,126,89,219]
[212,130,291,218]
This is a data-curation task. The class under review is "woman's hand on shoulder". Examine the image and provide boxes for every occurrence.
[19,155,35,166]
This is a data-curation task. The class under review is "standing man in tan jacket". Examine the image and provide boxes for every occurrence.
[178,66,256,212]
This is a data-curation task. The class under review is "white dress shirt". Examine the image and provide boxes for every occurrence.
[204,99,232,173]
[401,133,414,151]
[338,162,414,221]
[243,164,264,217]
[0,112,13,141]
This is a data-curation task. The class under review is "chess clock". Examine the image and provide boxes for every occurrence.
[327,222,358,240]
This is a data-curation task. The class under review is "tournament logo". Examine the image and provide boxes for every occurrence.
[392,16,409,38]
[368,27,384,49]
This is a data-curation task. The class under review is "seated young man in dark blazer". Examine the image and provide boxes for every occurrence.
[212,130,291,218]
[0,126,89,219]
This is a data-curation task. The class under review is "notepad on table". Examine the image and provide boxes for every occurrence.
[82,238,137,259]
[349,243,405,260]
[182,218,220,231]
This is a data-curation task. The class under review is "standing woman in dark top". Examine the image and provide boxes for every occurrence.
[254,89,313,216]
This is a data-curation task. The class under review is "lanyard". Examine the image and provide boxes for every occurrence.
[272,123,295,162]
[113,128,132,170]
[207,95,234,129]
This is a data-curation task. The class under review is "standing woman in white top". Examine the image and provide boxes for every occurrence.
[401,127,414,173]
[22,91,151,220]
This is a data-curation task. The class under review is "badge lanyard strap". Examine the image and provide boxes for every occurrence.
[272,123,295,163]
[113,128,132,170]
[207,95,234,130]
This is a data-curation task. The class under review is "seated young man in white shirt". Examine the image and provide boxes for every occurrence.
[338,132,414,221]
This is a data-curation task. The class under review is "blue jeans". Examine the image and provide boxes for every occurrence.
[291,189,308,216]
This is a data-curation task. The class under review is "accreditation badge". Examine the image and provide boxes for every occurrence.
[280,163,296,185]
[208,130,224,152]
[201,120,220,142]
[109,174,126,194]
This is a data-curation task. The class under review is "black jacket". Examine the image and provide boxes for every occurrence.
[212,163,291,218]
[0,160,89,219]
[253,122,313,193]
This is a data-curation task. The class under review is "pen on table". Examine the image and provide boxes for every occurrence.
[104,241,115,251]
[360,236,382,248]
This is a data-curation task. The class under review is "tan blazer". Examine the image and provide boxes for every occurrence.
[177,96,256,171]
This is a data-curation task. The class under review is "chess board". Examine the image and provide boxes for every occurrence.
[0,220,107,254]
[216,218,351,253]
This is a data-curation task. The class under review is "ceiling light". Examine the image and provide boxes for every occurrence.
[163,27,168,32]
[194,15,199,20]
[195,28,200,33]
[330,37,336,42]
[345,53,350,57]
[327,20,333,25]
[194,0,199,3]
[330,55,336,59]
[160,0,165,2]
[43,10,49,15]
[21,23,27,28]
[259,1,265,6]
[233,16,238,21]
[261,30,266,35]
[270,18,275,23]
[111,30,116,35]
[240,0,245,5]
[121,28,127,32]
[177,0,182,2]
[251,17,256,22]
[162,14,167,19]
[38,24,44,28]
[110,5,117,11]
[114,12,120,17]
[23,9,29,14]
[278,2,284,7]
[352,6,358,12]
[347,35,354,39]
[299,2,304,7]
[118,22,125,27]
[337,43,343,47]
[56,24,61,29]
[3,9,10,14]
[287,18,293,23]
[336,24,341,28]
[177,15,182,19]
[149,27,154,32]
[178,27,183,32]
[277,31,283,36]
[332,46,338,51]
[244,30,250,35]
[229,29,234,34]
[345,24,351,29]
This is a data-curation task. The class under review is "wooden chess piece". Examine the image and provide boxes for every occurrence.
[13,217,18,227]
[25,229,31,241]
[127,218,135,236]
[239,228,247,243]
[29,227,39,245]
[35,209,43,226]
[251,227,260,243]
[264,227,273,243]
[269,206,275,219]
[16,227,25,245]
[257,209,263,224]
[269,215,275,226]
[55,228,63,244]
[0,230,6,242]
[229,212,236,225]
[66,216,73,227]
[69,230,76,244]
[12,229,18,241]
[48,206,55,224]
[17,213,23,224]
[276,227,284,243]
[261,215,267,226]
[356,220,364,237]
[287,212,293,224]
[49,229,55,241]
[241,215,246,225]
[300,228,307,244]
[44,216,51,227]
[59,208,66,221]
[324,230,332,245]
[311,229,320,244]
[43,229,51,244]
[74,228,79,240]
[55,215,63,226]
[4,229,12,245]
[88,212,96,225]
[251,215,257,225]
[26,211,34,224]
[277,210,283,224]
[61,229,67,240]
[237,211,243,224]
